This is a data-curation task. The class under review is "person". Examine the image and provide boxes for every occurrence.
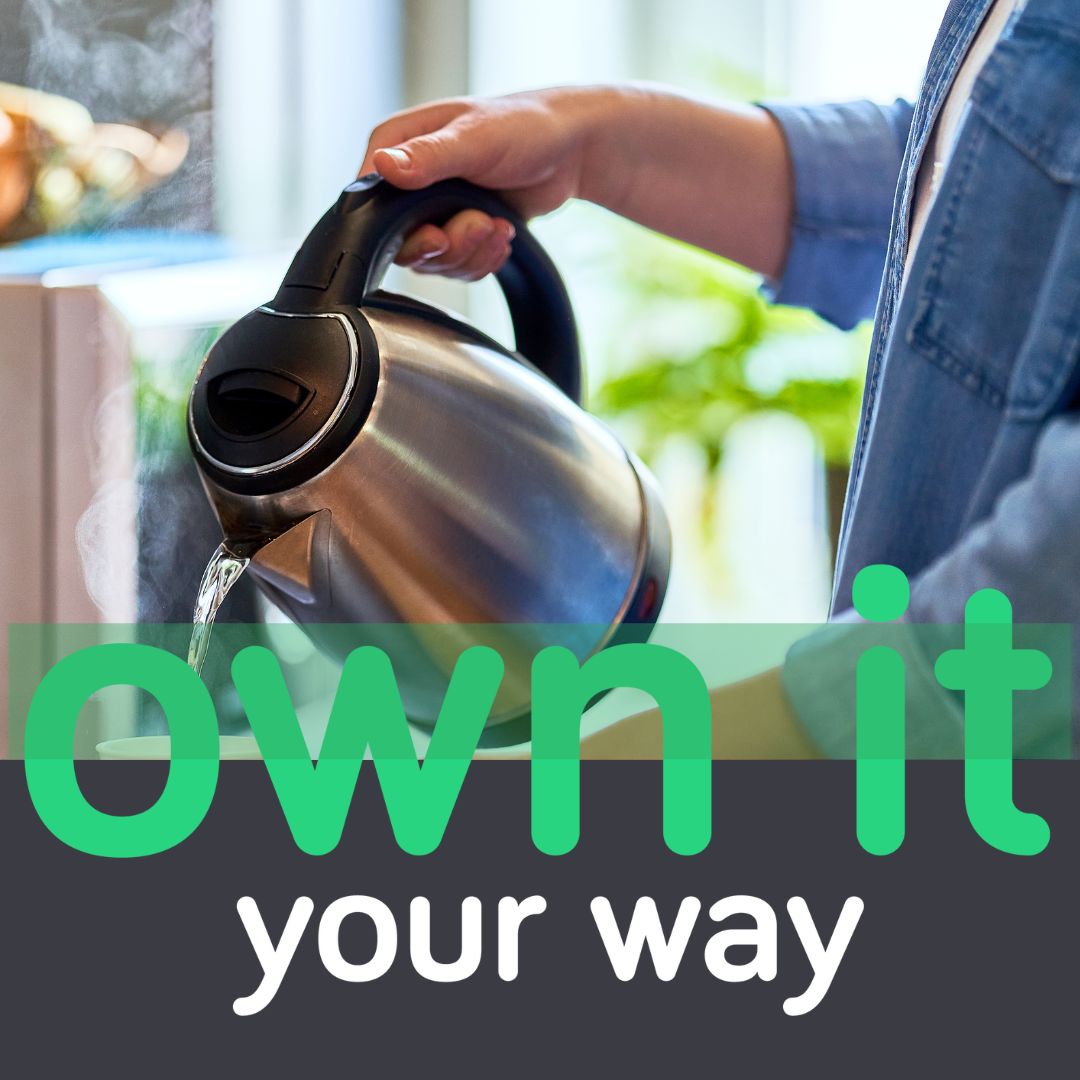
[361,0,1079,758]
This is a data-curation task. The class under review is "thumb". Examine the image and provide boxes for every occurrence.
[372,123,482,189]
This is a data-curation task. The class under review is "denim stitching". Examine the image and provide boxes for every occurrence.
[970,34,1080,184]
[838,3,986,573]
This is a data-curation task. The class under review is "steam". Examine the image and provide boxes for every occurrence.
[20,0,214,230]
[75,341,241,623]
[23,0,212,115]
[16,0,222,621]
[75,479,139,619]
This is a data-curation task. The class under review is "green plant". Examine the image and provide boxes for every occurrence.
[132,325,222,462]
[594,224,869,536]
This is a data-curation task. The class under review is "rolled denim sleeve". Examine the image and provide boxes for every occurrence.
[783,415,1080,759]
[760,99,915,330]
[782,614,965,760]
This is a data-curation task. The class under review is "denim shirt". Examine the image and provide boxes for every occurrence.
[766,0,1080,754]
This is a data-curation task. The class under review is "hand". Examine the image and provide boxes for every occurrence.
[359,88,607,281]
[360,86,793,283]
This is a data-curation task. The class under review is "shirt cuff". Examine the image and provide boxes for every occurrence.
[781,612,965,759]
[759,99,913,330]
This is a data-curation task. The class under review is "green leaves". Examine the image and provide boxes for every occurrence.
[594,229,868,473]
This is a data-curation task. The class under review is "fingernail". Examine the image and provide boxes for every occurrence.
[416,242,447,260]
[378,147,412,170]
[468,224,495,244]
[502,221,516,241]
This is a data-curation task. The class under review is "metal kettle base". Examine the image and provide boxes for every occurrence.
[449,457,670,750]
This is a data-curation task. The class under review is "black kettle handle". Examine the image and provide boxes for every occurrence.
[276,175,582,403]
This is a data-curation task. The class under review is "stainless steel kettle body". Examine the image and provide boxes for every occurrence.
[188,176,670,744]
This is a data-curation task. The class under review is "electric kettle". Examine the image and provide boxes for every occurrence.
[188,176,670,744]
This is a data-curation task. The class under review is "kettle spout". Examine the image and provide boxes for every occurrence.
[247,509,332,607]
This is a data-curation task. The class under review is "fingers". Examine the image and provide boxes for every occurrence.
[396,223,450,266]
[371,117,491,191]
[359,99,469,175]
[444,217,515,281]
[398,210,515,281]
[365,99,516,281]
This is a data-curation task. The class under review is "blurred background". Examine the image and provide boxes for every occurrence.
[0,0,945,726]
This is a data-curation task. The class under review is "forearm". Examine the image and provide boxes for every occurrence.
[579,85,795,279]
[579,667,821,760]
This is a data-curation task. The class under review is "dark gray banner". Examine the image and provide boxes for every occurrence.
[0,760,1075,1076]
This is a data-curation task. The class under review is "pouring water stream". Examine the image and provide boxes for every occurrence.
[187,542,250,676]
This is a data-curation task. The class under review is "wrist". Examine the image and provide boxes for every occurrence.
[573,83,670,210]
[543,84,641,207]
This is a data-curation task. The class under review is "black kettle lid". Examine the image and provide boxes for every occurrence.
[188,305,378,492]
[190,175,580,495]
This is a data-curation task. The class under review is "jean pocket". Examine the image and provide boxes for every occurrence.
[905,18,1080,421]
[970,16,1080,184]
